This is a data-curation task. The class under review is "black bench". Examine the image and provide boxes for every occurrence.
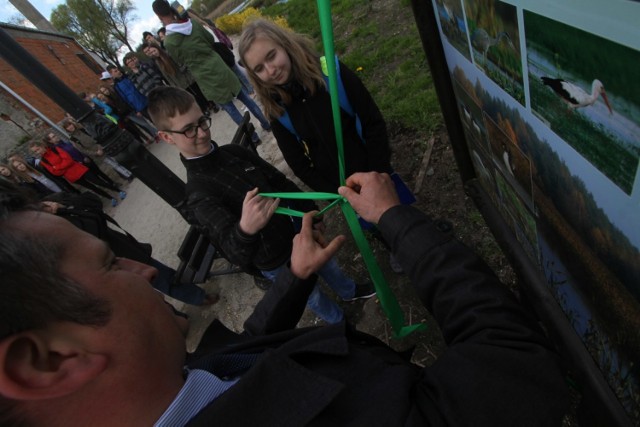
[173,225,241,285]
[232,111,259,153]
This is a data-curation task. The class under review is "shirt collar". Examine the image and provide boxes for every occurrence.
[183,142,216,160]
[153,368,238,427]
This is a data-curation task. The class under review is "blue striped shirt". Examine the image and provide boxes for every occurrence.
[154,369,238,427]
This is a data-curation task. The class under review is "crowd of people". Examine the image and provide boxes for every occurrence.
[0,4,571,425]
[2,120,129,207]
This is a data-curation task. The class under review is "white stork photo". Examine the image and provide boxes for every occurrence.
[541,77,613,115]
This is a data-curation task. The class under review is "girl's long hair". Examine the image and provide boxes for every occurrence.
[7,155,39,183]
[143,43,179,78]
[0,163,22,184]
[239,19,325,120]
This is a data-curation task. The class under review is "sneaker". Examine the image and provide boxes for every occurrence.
[253,275,272,291]
[389,254,404,274]
[119,191,127,200]
[111,198,118,207]
[343,282,376,302]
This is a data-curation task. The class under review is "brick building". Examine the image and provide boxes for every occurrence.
[0,23,105,156]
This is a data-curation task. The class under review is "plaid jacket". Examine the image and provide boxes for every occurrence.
[182,142,317,271]
[129,62,165,97]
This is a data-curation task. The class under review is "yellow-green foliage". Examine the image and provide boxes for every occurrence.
[215,7,290,34]
[272,15,290,30]
[215,7,261,34]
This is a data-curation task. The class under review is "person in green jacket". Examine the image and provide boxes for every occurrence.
[152,0,271,144]
[142,42,212,114]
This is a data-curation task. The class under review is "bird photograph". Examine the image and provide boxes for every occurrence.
[471,28,515,66]
[540,78,613,115]
[502,143,516,176]
[484,114,534,200]
[464,0,524,104]
[435,0,471,61]
[525,11,640,195]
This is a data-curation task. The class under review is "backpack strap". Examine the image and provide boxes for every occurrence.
[277,110,297,139]
[276,55,364,143]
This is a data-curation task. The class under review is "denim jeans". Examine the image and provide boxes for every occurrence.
[232,63,254,94]
[127,113,157,137]
[262,257,355,324]
[103,156,132,179]
[219,90,271,142]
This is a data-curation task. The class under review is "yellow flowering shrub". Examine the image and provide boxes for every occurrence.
[215,7,261,34]
[215,7,290,34]
[272,16,291,31]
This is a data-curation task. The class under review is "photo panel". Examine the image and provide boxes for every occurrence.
[483,111,533,204]
[525,11,640,195]
[464,0,524,104]
[434,0,472,61]
[452,76,490,153]
[493,169,538,262]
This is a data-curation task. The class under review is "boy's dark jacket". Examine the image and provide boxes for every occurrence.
[182,142,316,271]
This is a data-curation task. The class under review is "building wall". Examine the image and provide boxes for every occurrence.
[0,90,45,157]
[0,25,105,153]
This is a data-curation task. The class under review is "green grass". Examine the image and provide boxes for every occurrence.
[262,0,442,141]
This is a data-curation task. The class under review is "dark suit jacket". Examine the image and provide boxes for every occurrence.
[185,206,570,426]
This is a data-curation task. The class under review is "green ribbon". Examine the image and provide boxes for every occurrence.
[258,1,425,338]
[316,0,346,186]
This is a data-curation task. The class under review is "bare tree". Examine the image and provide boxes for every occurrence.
[51,0,136,67]
[94,0,135,51]
[6,15,33,27]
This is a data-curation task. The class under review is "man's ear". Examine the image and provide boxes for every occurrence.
[0,331,107,401]
[156,130,174,145]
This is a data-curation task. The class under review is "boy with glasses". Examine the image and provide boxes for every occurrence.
[148,86,375,324]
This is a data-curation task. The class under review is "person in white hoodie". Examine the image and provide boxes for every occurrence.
[152,0,270,144]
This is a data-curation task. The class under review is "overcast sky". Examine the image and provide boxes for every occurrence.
[0,0,167,50]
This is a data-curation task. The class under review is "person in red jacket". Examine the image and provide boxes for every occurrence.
[29,142,126,207]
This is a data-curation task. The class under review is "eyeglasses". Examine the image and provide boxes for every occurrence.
[163,116,212,138]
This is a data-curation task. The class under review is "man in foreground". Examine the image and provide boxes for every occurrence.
[0,173,569,426]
